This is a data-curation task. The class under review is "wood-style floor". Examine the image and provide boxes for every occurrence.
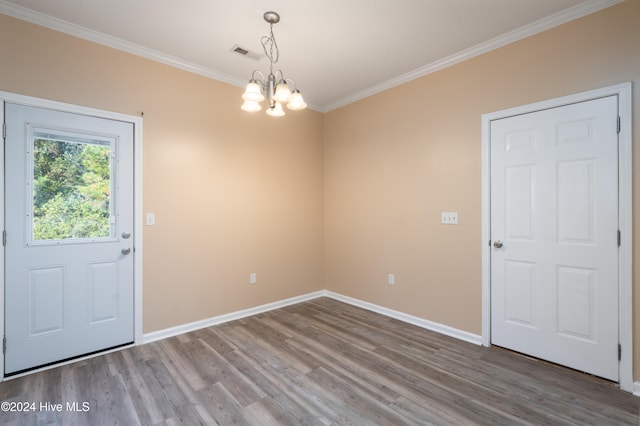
[1,297,638,425]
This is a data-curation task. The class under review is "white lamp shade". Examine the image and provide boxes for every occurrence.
[273,80,292,102]
[242,82,265,102]
[241,100,262,112]
[287,90,307,110]
[266,102,285,117]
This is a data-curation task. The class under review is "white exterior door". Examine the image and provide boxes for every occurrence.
[4,103,134,374]
[490,96,619,381]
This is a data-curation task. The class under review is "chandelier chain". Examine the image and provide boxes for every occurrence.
[261,23,279,75]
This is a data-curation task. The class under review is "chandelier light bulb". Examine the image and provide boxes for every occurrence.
[265,102,285,117]
[287,90,307,110]
[242,81,265,102]
[273,79,292,103]
[241,99,262,112]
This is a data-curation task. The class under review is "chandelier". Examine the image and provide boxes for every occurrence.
[241,11,307,117]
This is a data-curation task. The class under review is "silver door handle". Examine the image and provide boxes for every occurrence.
[121,247,131,255]
[493,240,503,249]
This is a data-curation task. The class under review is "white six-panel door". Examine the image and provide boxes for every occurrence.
[4,103,134,374]
[490,96,619,381]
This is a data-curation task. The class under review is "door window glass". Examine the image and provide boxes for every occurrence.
[29,129,116,243]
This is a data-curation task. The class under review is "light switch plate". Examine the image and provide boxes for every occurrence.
[146,212,156,226]
[441,212,458,225]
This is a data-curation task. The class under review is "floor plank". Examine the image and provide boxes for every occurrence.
[1,297,638,425]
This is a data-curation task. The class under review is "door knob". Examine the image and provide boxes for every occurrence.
[121,247,131,255]
[493,240,504,249]
[122,231,131,239]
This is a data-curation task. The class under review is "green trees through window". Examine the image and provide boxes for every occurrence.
[32,137,112,240]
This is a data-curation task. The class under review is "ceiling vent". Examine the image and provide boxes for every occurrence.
[231,45,261,61]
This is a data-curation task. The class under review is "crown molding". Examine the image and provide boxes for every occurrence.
[0,0,325,111]
[0,0,247,88]
[321,0,624,112]
[0,0,623,113]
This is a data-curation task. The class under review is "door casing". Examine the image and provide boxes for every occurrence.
[0,92,144,380]
[481,82,633,391]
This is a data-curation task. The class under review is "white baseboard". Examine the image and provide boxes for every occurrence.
[323,291,483,346]
[633,382,640,397]
[143,290,482,347]
[142,291,325,344]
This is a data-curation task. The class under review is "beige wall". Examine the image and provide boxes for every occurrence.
[0,14,325,333]
[2,0,640,380]
[324,0,640,376]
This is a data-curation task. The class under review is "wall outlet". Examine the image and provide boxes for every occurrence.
[441,211,458,225]
[388,274,395,286]
[249,273,257,284]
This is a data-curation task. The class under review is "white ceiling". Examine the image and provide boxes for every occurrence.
[0,0,621,111]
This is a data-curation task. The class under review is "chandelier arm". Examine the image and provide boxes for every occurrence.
[250,70,266,84]
[284,78,298,89]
